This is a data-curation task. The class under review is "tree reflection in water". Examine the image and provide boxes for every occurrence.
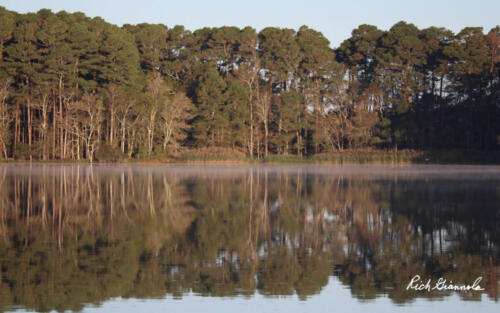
[0,165,498,312]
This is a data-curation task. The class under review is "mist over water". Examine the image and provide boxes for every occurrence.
[0,164,498,312]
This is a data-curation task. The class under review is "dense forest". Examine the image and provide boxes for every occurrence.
[0,7,499,161]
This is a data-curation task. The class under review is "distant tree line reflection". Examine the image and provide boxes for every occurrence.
[0,165,498,312]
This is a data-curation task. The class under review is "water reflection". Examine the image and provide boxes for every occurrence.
[0,165,498,312]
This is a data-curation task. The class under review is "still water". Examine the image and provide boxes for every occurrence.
[0,164,499,313]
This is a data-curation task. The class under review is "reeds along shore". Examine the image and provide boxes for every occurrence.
[2,148,498,164]
[174,149,500,164]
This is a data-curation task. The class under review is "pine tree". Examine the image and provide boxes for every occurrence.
[192,65,227,147]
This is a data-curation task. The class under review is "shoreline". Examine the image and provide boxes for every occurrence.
[1,159,499,166]
[1,148,499,166]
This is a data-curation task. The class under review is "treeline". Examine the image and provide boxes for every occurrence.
[0,7,499,161]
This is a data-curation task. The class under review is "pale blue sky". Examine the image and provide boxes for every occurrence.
[1,0,499,47]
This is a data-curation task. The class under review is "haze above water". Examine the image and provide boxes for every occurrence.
[0,164,499,313]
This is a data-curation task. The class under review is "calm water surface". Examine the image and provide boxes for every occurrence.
[0,164,499,312]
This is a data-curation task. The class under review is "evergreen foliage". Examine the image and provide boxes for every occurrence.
[0,7,498,161]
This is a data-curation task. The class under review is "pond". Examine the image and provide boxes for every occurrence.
[0,164,499,312]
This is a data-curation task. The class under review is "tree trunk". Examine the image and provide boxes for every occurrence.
[121,125,126,154]
[63,129,68,159]
[41,98,48,161]
[296,130,300,156]
[76,135,80,160]
[14,102,19,155]
[249,111,254,157]
[52,90,56,159]
[264,118,269,157]
[59,75,64,159]
[109,102,115,146]
[27,97,32,160]
[147,127,153,157]
[278,115,282,154]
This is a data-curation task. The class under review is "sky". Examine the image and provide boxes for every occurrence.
[1,0,499,48]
